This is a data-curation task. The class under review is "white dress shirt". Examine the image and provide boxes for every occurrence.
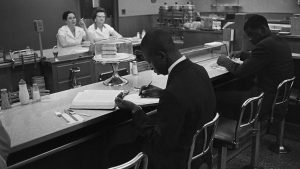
[88,23,122,42]
[168,56,186,74]
[57,25,86,47]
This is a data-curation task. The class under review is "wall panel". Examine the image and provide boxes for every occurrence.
[0,0,80,51]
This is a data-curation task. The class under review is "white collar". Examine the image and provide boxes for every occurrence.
[168,56,186,74]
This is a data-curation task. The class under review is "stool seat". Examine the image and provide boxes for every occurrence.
[214,93,264,169]
[214,117,252,147]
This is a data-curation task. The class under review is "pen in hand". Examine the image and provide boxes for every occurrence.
[139,81,152,96]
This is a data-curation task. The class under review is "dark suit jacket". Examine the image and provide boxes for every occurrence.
[229,35,294,93]
[220,35,294,115]
[133,59,216,169]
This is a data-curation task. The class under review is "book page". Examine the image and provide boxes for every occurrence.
[124,93,159,106]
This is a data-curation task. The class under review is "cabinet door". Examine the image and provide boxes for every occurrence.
[55,60,94,92]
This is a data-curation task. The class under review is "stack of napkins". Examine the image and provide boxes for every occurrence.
[70,90,160,110]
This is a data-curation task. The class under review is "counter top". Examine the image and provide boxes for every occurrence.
[183,29,223,34]
[279,34,300,39]
[0,52,227,153]
[292,53,300,59]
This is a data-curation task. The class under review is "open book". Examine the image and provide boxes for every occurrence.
[70,90,159,110]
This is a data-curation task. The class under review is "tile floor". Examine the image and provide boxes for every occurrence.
[225,128,300,169]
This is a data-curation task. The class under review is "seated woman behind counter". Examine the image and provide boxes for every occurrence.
[57,11,90,48]
[88,8,122,43]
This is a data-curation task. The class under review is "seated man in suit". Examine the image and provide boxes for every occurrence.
[0,120,11,169]
[114,29,216,169]
[217,14,294,120]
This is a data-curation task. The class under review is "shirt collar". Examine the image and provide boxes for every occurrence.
[94,23,106,30]
[168,56,186,74]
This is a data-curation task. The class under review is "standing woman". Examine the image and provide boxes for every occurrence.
[88,8,122,42]
[57,11,90,48]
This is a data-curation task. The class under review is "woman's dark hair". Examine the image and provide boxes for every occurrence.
[244,14,269,31]
[62,11,75,20]
[92,8,106,21]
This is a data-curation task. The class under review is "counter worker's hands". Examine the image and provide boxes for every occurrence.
[139,85,163,98]
[115,92,139,112]
[79,18,87,30]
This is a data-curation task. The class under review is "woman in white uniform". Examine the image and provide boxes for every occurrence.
[88,8,122,42]
[57,11,90,48]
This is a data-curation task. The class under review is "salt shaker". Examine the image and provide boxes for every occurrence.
[131,61,138,75]
[19,79,30,105]
[137,32,141,39]
[32,83,41,102]
[1,89,11,110]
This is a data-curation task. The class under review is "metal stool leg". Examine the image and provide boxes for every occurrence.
[243,122,263,169]
[217,146,227,169]
[269,117,288,154]
[277,117,288,154]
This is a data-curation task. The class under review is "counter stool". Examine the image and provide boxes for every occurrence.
[70,67,81,88]
[269,76,295,154]
[214,93,264,169]
[188,113,219,169]
[108,152,148,169]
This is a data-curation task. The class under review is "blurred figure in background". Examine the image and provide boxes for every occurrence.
[57,10,90,48]
[88,8,122,43]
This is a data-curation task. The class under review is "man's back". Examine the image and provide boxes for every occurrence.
[145,59,216,169]
[254,35,294,93]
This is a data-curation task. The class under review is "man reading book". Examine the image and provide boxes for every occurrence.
[114,29,216,169]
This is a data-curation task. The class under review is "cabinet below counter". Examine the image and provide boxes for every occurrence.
[41,50,129,93]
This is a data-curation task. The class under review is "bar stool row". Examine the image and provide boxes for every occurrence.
[110,76,295,169]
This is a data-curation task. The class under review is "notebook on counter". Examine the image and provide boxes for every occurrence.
[70,90,159,110]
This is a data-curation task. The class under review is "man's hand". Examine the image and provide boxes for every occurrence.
[115,93,139,111]
[139,85,163,98]
[217,55,231,67]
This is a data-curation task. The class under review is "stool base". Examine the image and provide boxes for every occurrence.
[103,75,128,86]
[269,144,288,154]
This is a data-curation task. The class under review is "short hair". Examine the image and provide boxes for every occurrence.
[92,8,106,21]
[62,11,75,20]
[140,29,176,55]
[244,14,269,31]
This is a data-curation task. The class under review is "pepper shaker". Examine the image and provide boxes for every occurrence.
[1,89,11,110]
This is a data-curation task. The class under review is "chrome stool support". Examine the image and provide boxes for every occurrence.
[269,76,295,154]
